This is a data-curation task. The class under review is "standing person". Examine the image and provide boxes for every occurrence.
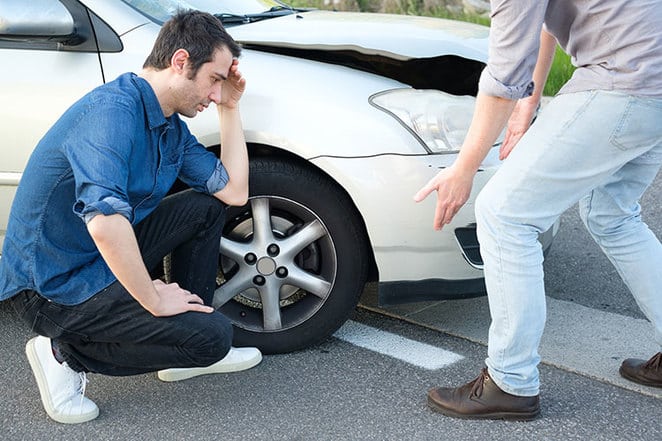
[414,0,662,420]
[0,10,262,424]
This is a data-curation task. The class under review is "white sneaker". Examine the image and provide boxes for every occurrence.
[157,346,262,382]
[25,336,99,424]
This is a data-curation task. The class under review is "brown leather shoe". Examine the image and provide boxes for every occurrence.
[619,352,662,388]
[427,368,540,421]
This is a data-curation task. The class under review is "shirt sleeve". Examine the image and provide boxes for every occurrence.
[66,98,136,224]
[478,0,549,100]
[173,116,229,195]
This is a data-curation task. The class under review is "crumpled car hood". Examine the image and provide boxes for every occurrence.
[229,10,489,63]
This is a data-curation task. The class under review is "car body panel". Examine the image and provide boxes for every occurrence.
[228,10,489,62]
[0,1,552,309]
[311,146,503,283]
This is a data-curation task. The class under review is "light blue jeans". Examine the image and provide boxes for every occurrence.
[475,91,662,396]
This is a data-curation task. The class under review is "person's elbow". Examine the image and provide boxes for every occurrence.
[86,213,130,245]
[215,184,249,206]
[86,216,105,243]
[225,190,249,207]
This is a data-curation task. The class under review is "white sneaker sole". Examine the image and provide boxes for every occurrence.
[157,350,262,382]
[26,338,99,424]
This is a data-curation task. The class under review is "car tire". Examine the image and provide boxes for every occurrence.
[213,157,369,354]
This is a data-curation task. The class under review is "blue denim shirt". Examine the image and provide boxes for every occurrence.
[0,73,229,305]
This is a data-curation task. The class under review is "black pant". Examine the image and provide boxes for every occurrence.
[11,190,233,376]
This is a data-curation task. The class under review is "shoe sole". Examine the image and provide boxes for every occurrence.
[427,395,540,421]
[157,352,263,382]
[26,338,99,424]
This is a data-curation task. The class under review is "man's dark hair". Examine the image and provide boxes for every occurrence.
[143,10,242,79]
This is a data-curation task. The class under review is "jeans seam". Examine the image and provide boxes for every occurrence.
[557,91,597,134]
[582,191,603,248]
[609,99,634,151]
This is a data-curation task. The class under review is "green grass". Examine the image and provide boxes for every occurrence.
[544,46,574,96]
[287,1,574,95]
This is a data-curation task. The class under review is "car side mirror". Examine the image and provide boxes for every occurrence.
[0,0,80,44]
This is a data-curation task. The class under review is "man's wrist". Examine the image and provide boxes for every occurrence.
[136,285,161,314]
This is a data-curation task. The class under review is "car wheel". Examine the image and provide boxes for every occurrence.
[213,157,369,354]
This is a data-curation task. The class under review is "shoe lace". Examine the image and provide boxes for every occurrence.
[78,372,90,404]
[643,352,662,370]
[73,371,89,411]
[470,368,489,398]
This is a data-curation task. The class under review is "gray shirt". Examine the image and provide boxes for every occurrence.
[478,0,662,99]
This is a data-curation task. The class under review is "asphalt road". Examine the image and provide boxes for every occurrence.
[1,304,660,441]
[1,175,660,441]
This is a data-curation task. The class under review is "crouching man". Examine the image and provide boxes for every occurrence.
[0,10,261,424]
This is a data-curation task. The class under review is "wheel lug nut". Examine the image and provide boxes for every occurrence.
[253,275,265,286]
[244,253,257,264]
[267,244,280,256]
[276,267,288,278]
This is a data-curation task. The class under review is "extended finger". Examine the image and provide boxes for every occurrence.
[413,182,435,203]
[499,135,520,160]
[443,204,459,227]
[433,202,446,231]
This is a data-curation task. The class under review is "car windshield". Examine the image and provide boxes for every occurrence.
[121,0,299,25]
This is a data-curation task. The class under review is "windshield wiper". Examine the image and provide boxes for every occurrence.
[215,13,251,26]
[215,6,313,27]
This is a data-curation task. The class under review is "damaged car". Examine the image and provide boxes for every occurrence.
[0,0,557,353]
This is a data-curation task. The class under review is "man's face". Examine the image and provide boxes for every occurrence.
[173,46,234,118]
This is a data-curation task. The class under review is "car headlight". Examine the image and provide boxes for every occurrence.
[370,88,480,154]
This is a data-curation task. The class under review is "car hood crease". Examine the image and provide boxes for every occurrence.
[228,10,488,63]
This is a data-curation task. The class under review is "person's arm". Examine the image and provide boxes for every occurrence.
[413,94,516,230]
[499,29,557,160]
[86,213,214,316]
[414,0,548,231]
[213,59,249,206]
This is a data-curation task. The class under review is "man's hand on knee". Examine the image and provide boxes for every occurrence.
[148,279,214,317]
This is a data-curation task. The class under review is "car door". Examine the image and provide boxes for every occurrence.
[0,0,121,251]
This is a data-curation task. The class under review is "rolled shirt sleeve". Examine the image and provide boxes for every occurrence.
[175,121,230,195]
[76,196,133,224]
[479,0,549,100]
[205,159,230,194]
